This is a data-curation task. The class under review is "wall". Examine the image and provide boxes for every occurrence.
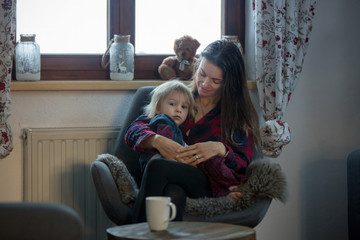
[0,90,135,201]
[255,1,360,239]
[1,1,360,239]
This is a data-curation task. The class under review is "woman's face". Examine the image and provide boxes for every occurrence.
[195,58,223,99]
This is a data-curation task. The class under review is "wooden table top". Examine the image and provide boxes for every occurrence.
[107,221,255,240]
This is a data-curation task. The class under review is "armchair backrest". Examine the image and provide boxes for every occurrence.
[113,86,155,186]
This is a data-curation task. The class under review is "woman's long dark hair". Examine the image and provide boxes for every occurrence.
[191,40,261,147]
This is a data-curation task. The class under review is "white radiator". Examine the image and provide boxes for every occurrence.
[23,127,121,240]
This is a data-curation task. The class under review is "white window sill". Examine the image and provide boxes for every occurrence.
[10,80,257,91]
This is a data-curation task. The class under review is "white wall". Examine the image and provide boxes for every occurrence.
[1,1,360,239]
[0,91,135,201]
[256,1,360,239]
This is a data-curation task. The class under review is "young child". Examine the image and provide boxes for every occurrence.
[138,79,196,171]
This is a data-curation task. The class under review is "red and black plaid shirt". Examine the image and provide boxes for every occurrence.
[125,102,254,197]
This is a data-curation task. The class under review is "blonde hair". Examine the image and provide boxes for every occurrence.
[144,80,196,120]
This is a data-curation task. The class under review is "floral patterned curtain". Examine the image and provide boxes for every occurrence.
[0,0,15,158]
[253,0,316,157]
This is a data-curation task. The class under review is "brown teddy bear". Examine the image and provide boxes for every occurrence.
[158,35,200,80]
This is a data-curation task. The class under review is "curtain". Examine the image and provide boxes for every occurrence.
[253,0,316,157]
[0,0,15,158]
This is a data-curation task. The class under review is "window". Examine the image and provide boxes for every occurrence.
[17,0,245,80]
[17,0,107,54]
[135,0,221,54]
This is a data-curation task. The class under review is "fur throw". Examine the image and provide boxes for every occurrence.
[97,154,139,207]
[184,158,287,217]
[96,154,287,217]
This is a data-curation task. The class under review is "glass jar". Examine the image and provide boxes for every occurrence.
[109,35,134,80]
[15,34,41,81]
[222,35,244,57]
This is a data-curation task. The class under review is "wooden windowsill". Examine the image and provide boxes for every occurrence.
[10,80,257,91]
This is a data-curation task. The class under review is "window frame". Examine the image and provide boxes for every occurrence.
[37,0,245,80]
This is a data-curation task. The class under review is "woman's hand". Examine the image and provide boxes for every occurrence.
[175,141,227,167]
[151,135,184,161]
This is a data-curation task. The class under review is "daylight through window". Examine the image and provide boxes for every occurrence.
[135,0,221,54]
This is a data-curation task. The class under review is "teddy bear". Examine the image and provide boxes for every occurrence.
[158,35,200,80]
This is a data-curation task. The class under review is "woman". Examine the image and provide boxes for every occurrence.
[125,40,261,222]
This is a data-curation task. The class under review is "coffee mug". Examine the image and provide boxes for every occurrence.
[146,196,177,231]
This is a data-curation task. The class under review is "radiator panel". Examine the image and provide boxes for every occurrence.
[24,127,121,240]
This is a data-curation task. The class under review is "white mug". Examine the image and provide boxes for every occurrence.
[146,196,177,231]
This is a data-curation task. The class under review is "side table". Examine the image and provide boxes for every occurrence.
[107,221,255,240]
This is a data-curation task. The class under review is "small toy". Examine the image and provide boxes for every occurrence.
[158,35,200,80]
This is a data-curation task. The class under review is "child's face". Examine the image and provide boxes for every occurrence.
[156,91,190,126]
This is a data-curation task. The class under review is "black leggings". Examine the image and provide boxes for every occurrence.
[133,158,212,222]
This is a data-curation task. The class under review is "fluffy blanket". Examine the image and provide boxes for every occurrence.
[96,154,287,217]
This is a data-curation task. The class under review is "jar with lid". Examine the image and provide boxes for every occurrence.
[222,35,244,57]
[102,34,134,80]
[15,34,41,81]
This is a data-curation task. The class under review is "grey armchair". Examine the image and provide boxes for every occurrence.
[91,86,286,228]
[0,202,84,240]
